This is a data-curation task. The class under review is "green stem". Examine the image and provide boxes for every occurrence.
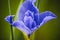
[10,25,14,40]
[28,34,31,40]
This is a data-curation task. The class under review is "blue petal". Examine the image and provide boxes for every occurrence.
[23,1,38,13]
[24,15,34,30]
[25,10,39,25]
[25,10,34,18]
[34,13,39,25]
[17,0,38,21]
[38,11,56,27]
[31,21,37,30]
[26,0,36,3]
[17,5,27,21]
[4,15,14,25]
[24,10,37,31]
[12,20,32,35]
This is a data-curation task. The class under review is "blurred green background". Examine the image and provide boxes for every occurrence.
[0,0,60,40]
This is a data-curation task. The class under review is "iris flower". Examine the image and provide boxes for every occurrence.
[5,0,56,36]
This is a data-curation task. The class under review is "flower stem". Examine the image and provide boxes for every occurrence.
[10,25,14,40]
[28,34,31,40]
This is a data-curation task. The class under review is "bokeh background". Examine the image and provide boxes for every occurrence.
[0,0,60,40]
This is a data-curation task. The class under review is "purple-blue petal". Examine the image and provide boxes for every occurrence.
[12,20,32,35]
[38,11,56,27]
[34,13,39,25]
[25,10,39,26]
[24,15,34,30]
[24,10,37,31]
[31,21,37,30]
[23,1,38,13]
[4,15,14,25]
[17,0,38,21]
[25,10,34,18]
[31,11,56,32]
[26,0,36,3]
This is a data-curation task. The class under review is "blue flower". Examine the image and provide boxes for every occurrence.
[5,0,56,35]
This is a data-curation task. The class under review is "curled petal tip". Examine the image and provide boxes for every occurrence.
[4,15,14,25]
[45,11,57,18]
